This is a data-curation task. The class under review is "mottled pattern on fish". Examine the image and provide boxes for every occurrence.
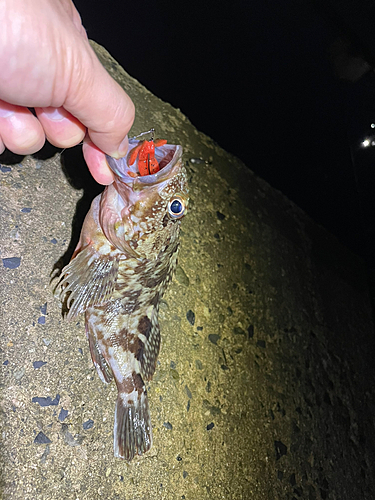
[56,140,188,460]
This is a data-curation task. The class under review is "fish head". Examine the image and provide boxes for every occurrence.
[101,138,188,260]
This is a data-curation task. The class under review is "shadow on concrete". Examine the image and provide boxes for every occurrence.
[50,145,104,279]
[0,142,103,279]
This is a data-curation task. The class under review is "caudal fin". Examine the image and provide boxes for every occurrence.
[114,389,153,461]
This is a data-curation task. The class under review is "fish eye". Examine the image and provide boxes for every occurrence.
[168,195,187,219]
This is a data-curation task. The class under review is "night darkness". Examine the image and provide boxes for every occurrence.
[75,0,375,264]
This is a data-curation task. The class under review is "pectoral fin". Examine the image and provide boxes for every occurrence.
[56,245,119,319]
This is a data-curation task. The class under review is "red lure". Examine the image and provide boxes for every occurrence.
[128,136,167,176]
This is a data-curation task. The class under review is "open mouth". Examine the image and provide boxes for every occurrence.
[106,141,182,184]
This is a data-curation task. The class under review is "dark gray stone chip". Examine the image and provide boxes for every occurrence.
[34,431,52,444]
[32,394,60,407]
[33,361,47,369]
[2,257,21,269]
[208,334,220,345]
[274,440,287,460]
[58,408,69,422]
[82,419,94,430]
[186,310,195,325]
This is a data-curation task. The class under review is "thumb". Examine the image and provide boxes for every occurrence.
[63,40,135,158]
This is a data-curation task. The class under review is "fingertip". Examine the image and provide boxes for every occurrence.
[83,136,114,185]
[35,107,86,148]
[0,101,46,155]
[109,135,129,159]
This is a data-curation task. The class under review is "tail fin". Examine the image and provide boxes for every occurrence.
[114,389,153,460]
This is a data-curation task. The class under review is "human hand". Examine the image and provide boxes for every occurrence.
[0,0,135,184]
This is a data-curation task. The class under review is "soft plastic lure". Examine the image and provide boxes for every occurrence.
[128,128,167,176]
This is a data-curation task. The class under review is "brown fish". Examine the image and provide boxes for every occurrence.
[56,134,188,460]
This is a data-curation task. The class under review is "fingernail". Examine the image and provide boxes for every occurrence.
[112,135,129,159]
[0,106,14,118]
[41,107,66,121]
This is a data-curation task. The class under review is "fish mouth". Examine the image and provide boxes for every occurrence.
[106,141,183,187]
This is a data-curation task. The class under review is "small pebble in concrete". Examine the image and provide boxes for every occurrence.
[3,360,9,366]
[233,327,245,336]
[163,422,173,430]
[170,360,176,369]
[208,334,220,345]
[40,303,47,315]
[83,419,94,430]
[33,361,47,369]
[274,440,287,460]
[61,425,81,447]
[186,310,195,325]
[21,207,32,213]
[176,455,182,461]
[0,165,11,172]
[32,394,60,407]
[186,400,190,412]
[175,265,190,286]
[248,324,254,338]
[37,316,45,325]
[216,211,225,220]
[2,257,21,269]
[221,364,229,370]
[183,471,188,479]
[195,359,203,370]
[34,431,52,444]
[13,367,25,380]
[50,238,57,244]
[207,422,215,431]
[197,326,203,331]
[40,444,50,463]
[58,408,69,422]
[185,385,192,399]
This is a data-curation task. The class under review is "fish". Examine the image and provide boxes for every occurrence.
[56,133,188,460]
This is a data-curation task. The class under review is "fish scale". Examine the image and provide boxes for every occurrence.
[56,137,188,460]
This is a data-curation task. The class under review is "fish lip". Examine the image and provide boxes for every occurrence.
[105,144,183,185]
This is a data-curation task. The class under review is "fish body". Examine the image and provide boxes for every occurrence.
[57,138,188,460]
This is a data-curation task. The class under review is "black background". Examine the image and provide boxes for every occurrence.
[75,0,375,264]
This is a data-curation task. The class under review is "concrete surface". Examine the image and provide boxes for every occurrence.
[1,41,375,499]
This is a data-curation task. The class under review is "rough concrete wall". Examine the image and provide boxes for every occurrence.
[1,41,374,499]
